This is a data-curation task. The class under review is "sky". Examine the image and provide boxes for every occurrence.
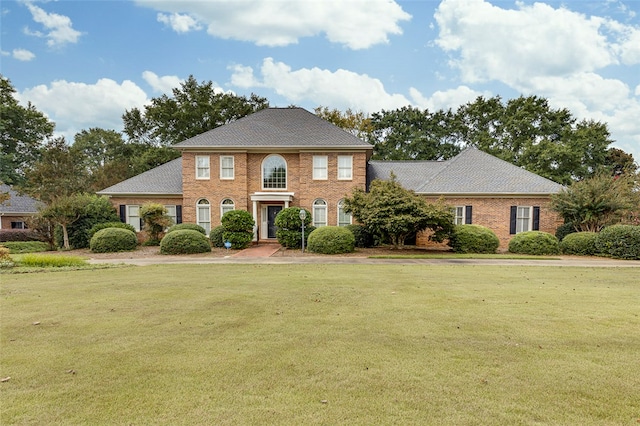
[1,0,639,164]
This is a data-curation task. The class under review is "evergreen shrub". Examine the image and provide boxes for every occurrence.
[88,222,136,241]
[345,224,375,248]
[560,232,599,256]
[0,229,40,242]
[508,231,560,255]
[555,222,577,241]
[275,207,313,248]
[54,195,119,249]
[221,210,255,249]
[90,228,138,253]
[307,226,355,254]
[595,224,640,260]
[209,225,225,248]
[449,224,500,253]
[166,223,207,235]
[160,229,211,255]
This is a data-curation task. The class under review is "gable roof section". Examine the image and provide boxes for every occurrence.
[174,107,372,150]
[96,158,183,196]
[368,147,563,195]
[0,184,42,214]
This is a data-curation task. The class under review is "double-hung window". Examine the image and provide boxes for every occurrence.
[197,199,211,234]
[510,206,540,234]
[453,206,472,225]
[196,155,210,179]
[313,155,328,180]
[220,156,234,180]
[337,199,352,226]
[127,205,141,231]
[516,206,531,233]
[165,205,177,227]
[337,155,353,180]
[313,199,327,227]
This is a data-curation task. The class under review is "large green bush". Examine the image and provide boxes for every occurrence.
[54,195,119,249]
[560,232,599,256]
[221,210,255,249]
[275,207,313,249]
[160,230,211,255]
[209,225,225,248]
[88,222,137,241]
[90,228,138,253]
[345,224,376,248]
[595,225,640,260]
[449,224,500,253]
[555,222,577,241]
[307,226,355,254]
[166,223,206,235]
[508,231,560,255]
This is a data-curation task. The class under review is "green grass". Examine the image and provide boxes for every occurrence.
[1,265,639,425]
[14,253,87,268]
[0,241,50,254]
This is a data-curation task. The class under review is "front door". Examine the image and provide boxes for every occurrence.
[267,206,282,239]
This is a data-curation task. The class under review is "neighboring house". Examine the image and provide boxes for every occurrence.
[0,184,41,230]
[98,107,563,248]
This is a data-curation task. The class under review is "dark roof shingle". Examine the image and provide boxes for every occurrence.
[0,184,42,213]
[97,158,183,195]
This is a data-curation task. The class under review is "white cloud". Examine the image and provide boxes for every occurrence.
[157,12,202,33]
[24,2,82,47]
[409,86,487,112]
[17,79,149,140]
[13,48,35,61]
[230,58,410,112]
[142,71,183,94]
[136,0,410,49]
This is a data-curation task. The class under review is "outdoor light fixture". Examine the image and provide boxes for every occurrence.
[299,209,307,253]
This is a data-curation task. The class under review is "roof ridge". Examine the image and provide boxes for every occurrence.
[414,148,467,192]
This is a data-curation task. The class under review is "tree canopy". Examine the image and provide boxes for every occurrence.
[123,75,269,146]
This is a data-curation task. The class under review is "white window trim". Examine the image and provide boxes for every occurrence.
[454,206,465,225]
[337,199,352,226]
[313,199,327,228]
[196,155,210,180]
[220,156,234,180]
[337,155,353,180]
[197,199,211,234]
[165,205,177,227]
[312,155,328,180]
[262,154,287,190]
[516,206,533,234]
[127,205,141,232]
[220,198,235,219]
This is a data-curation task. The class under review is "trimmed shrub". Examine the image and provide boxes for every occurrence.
[346,224,375,248]
[221,210,255,249]
[209,225,225,248]
[595,224,640,260]
[449,224,500,254]
[0,229,40,242]
[166,223,206,235]
[307,226,355,254]
[560,232,599,256]
[555,222,577,241]
[275,207,313,249]
[88,222,136,241]
[508,231,560,255]
[160,229,211,255]
[90,228,138,253]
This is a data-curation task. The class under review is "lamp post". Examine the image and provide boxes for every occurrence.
[299,209,307,253]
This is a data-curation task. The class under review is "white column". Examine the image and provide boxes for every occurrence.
[252,200,258,241]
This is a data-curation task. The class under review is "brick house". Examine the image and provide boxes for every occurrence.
[98,107,563,248]
[0,183,41,231]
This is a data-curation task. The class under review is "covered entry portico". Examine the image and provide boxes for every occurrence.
[250,192,295,241]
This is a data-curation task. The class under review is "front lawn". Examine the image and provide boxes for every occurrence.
[1,265,638,424]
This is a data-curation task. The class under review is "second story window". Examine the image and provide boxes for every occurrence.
[337,155,353,180]
[262,155,287,189]
[220,156,234,180]
[313,155,328,180]
[196,155,210,179]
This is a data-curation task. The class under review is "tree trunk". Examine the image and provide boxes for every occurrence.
[62,224,70,249]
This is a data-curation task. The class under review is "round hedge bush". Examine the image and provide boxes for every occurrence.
[209,225,225,248]
[275,207,313,249]
[160,229,211,255]
[166,223,207,235]
[221,210,255,249]
[595,224,640,260]
[307,226,355,254]
[90,228,138,253]
[346,224,375,248]
[449,224,500,254]
[560,232,598,256]
[88,222,137,241]
[508,231,560,255]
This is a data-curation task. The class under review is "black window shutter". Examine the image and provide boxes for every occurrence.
[176,205,183,224]
[465,205,473,224]
[139,218,144,230]
[119,205,126,223]
[509,206,517,234]
[532,206,540,231]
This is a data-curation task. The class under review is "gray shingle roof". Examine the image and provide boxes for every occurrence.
[96,158,183,195]
[368,147,563,195]
[174,107,373,149]
[0,184,42,213]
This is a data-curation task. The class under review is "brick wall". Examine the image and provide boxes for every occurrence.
[417,196,563,250]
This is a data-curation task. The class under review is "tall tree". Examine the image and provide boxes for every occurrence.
[314,106,373,140]
[24,137,90,203]
[368,106,462,161]
[605,147,638,176]
[0,75,55,186]
[344,174,454,248]
[122,75,269,146]
[40,194,91,249]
